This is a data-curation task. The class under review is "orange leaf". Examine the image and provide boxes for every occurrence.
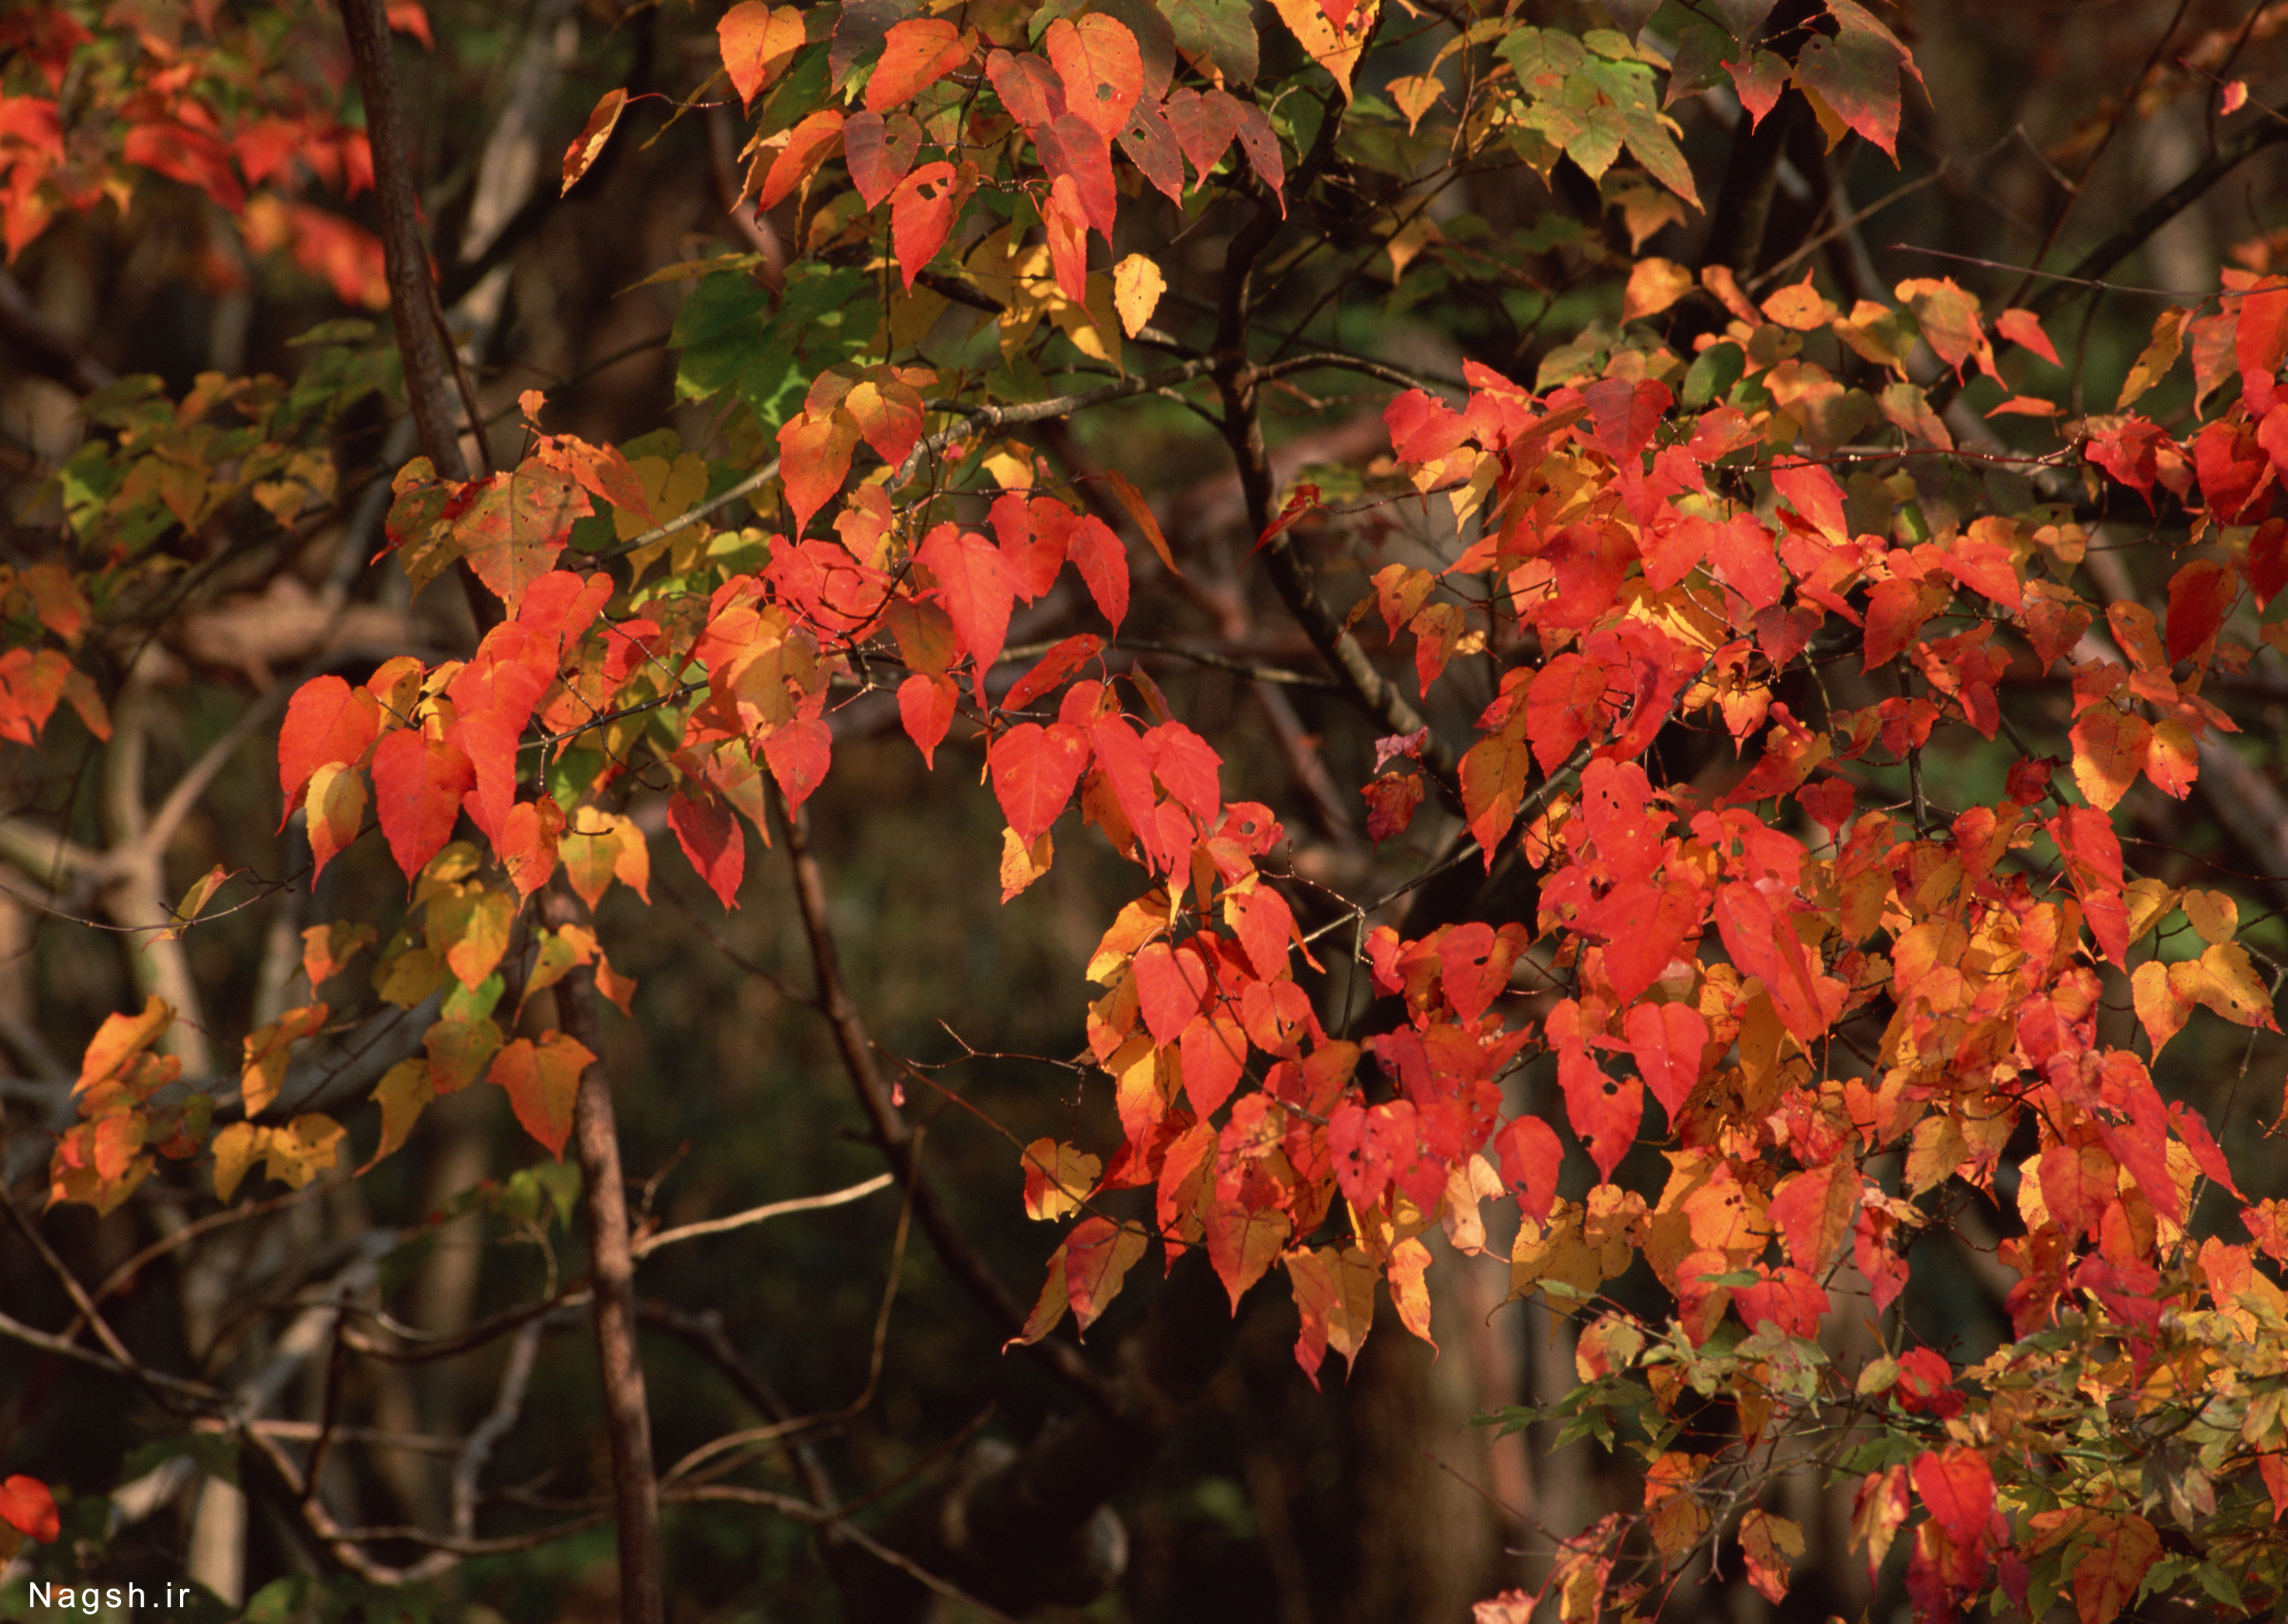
[561,88,624,193]
[1065,1215,1149,1332]
[759,109,845,209]
[488,1032,595,1161]
[888,160,973,290]
[988,721,1087,843]
[370,729,475,880]
[865,18,967,113]
[278,675,378,820]
[1045,15,1142,141]
[718,2,807,109]
[0,1475,60,1543]
[776,410,859,534]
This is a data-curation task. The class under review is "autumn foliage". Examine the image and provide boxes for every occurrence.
[9,0,2288,1619]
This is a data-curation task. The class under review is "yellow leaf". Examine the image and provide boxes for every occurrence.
[163,864,231,942]
[1387,1235,1435,1349]
[2069,705,2149,811]
[260,1114,346,1190]
[365,1056,433,1169]
[1111,254,1164,337]
[1387,71,1443,133]
[212,1121,261,1203]
[1000,825,1054,901]
[2172,942,2277,1029]
[2183,888,2238,946]
[240,1003,330,1118]
[1262,0,1379,101]
[1020,1135,1100,1221]
[2117,306,2186,409]
[1623,256,1693,322]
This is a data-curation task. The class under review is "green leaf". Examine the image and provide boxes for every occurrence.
[1159,0,1256,84]
[671,264,879,427]
[1683,342,1744,407]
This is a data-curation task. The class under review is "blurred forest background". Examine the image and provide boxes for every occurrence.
[2,1,2287,1621]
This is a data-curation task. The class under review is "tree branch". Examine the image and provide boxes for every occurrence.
[779,797,1120,1414]
[541,880,664,1624]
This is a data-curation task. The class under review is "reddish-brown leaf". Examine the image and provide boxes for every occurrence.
[1792,0,1923,159]
[1036,116,1118,240]
[1118,98,1185,206]
[668,788,745,909]
[1163,87,1243,182]
[842,109,921,209]
[1526,652,1606,773]
[2165,558,2236,662]
[987,49,1066,130]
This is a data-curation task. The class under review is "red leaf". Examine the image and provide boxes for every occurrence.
[370,729,474,879]
[1233,885,1293,981]
[123,121,244,211]
[918,524,1014,679]
[1329,1098,1418,1210]
[1560,1046,1640,1183]
[1996,307,2061,366]
[669,789,745,908]
[1360,772,1426,844]
[278,675,378,821]
[1771,457,1847,543]
[1118,98,1185,206]
[1792,0,1923,160]
[1004,634,1103,712]
[2049,806,2130,968]
[1229,99,1286,213]
[1146,720,1222,825]
[2165,558,2237,661]
[866,17,966,112]
[1494,1114,1564,1222]
[776,410,859,535]
[1623,999,1707,1117]
[842,109,921,209]
[759,109,845,209]
[989,720,1089,842]
[2240,282,2288,410]
[1045,14,1142,141]
[1163,87,1242,184]
[1134,939,1211,1045]
[488,1032,594,1161]
[987,49,1066,130]
[1180,1012,1246,1115]
[2256,516,2288,613]
[1036,115,1118,239]
[762,717,832,812]
[1066,513,1131,628]
[0,1474,59,1543]
[1526,653,1607,773]
[1910,1446,1992,1548]
[889,160,971,289]
[1724,50,1789,126]
[897,672,957,766]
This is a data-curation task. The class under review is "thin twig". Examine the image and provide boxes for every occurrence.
[631,1173,894,1257]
